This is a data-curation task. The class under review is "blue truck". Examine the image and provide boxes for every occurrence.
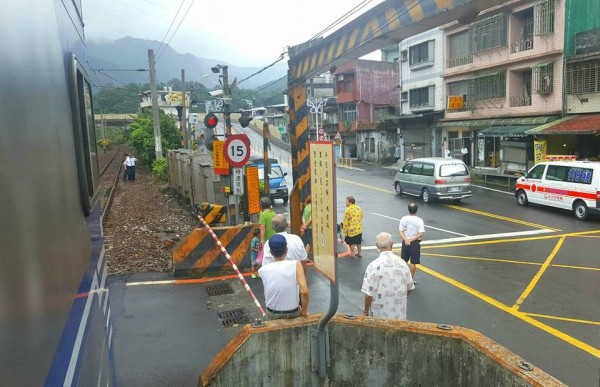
[248,157,289,203]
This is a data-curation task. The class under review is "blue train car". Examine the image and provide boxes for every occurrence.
[0,1,112,385]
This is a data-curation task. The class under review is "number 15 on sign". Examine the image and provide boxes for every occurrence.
[223,134,251,167]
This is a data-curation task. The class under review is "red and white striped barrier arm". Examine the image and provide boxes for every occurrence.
[197,215,266,317]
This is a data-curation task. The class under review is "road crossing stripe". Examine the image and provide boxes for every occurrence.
[419,265,600,358]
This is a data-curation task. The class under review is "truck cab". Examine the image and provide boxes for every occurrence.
[248,157,289,203]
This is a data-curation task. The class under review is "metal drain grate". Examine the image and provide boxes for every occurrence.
[205,283,234,296]
[217,308,251,327]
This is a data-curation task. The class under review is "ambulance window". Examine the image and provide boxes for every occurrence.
[546,165,568,181]
[566,167,593,184]
[529,164,546,179]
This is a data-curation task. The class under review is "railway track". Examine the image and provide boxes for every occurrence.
[98,146,127,221]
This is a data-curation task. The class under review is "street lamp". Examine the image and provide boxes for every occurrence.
[307,97,330,140]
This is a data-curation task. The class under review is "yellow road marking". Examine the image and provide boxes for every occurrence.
[423,252,600,271]
[445,204,561,231]
[419,265,600,358]
[337,178,393,194]
[337,178,560,232]
[513,237,565,310]
[524,312,600,326]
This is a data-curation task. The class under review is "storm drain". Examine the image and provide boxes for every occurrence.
[217,308,251,327]
[205,283,234,296]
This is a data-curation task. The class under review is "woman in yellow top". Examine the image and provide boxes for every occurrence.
[342,196,363,258]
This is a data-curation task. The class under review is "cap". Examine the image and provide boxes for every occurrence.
[268,234,287,257]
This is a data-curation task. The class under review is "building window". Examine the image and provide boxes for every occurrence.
[447,31,472,68]
[344,81,353,92]
[532,62,553,94]
[468,13,507,54]
[340,104,357,122]
[511,8,534,53]
[534,0,555,35]
[374,106,395,122]
[510,71,532,107]
[447,80,470,110]
[409,86,434,109]
[409,41,433,67]
[470,72,506,101]
[565,59,600,94]
[400,91,408,101]
[400,50,408,61]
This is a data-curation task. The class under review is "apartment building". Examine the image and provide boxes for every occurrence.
[397,28,445,160]
[440,0,564,172]
[334,59,399,162]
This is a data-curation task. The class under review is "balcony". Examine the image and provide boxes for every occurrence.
[510,40,533,54]
[509,96,532,107]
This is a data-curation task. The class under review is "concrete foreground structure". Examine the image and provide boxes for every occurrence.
[200,314,564,386]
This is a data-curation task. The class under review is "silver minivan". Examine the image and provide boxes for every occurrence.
[394,157,472,203]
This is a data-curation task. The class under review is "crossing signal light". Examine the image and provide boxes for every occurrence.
[204,113,218,129]
[239,113,253,128]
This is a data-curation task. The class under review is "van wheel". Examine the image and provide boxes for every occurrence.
[283,196,289,204]
[421,188,431,204]
[516,190,528,206]
[573,201,589,221]
[394,182,402,196]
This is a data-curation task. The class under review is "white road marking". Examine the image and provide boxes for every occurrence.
[361,229,556,250]
[372,212,468,237]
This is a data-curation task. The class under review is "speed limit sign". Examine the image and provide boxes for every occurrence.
[223,134,251,167]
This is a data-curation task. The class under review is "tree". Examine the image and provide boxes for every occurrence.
[129,110,180,163]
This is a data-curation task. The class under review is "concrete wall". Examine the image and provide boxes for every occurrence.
[200,315,564,386]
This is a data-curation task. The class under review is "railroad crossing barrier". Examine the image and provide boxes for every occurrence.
[200,315,565,386]
[172,222,256,276]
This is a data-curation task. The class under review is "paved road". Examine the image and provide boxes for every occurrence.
[109,133,599,386]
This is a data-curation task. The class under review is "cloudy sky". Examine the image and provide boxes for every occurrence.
[83,0,384,67]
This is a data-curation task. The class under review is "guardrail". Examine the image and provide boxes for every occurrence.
[471,169,521,191]
[338,158,353,168]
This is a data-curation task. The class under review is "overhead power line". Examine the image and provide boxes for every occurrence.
[155,0,186,58]
[156,0,196,62]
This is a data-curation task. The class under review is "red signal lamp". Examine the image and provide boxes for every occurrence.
[204,113,218,129]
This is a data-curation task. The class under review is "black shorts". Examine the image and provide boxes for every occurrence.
[345,233,362,246]
[303,228,313,246]
[401,240,421,264]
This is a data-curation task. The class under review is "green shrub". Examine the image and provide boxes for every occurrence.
[152,158,168,181]
[98,138,111,152]
[259,180,265,196]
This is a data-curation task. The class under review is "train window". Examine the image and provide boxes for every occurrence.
[71,55,100,215]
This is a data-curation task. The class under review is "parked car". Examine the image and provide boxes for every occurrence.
[247,157,289,203]
[515,161,600,220]
[393,157,472,203]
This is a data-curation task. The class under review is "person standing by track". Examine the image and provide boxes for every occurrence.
[123,153,137,181]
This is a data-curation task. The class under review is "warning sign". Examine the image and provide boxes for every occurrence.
[246,166,260,215]
[213,141,229,175]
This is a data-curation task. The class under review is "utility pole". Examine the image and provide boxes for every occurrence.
[148,49,162,159]
[181,69,187,149]
[222,65,232,136]
[263,122,270,193]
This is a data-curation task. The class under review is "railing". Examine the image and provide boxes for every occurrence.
[509,95,532,107]
[447,55,473,68]
[511,40,534,53]
[337,158,353,168]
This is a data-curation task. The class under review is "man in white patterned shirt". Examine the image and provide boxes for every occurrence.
[361,232,414,320]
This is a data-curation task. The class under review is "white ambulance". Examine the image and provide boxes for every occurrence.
[515,161,600,220]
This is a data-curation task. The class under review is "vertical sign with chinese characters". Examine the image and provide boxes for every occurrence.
[246,166,260,215]
[232,168,244,195]
[212,140,229,175]
[309,141,337,283]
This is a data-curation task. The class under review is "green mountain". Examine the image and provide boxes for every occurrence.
[86,37,287,90]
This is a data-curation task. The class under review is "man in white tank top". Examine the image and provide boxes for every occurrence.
[259,234,310,320]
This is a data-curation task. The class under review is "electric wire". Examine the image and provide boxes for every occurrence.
[156,0,196,62]
[155,0,186,59]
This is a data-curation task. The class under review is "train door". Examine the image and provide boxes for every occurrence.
[70,55,100,215]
